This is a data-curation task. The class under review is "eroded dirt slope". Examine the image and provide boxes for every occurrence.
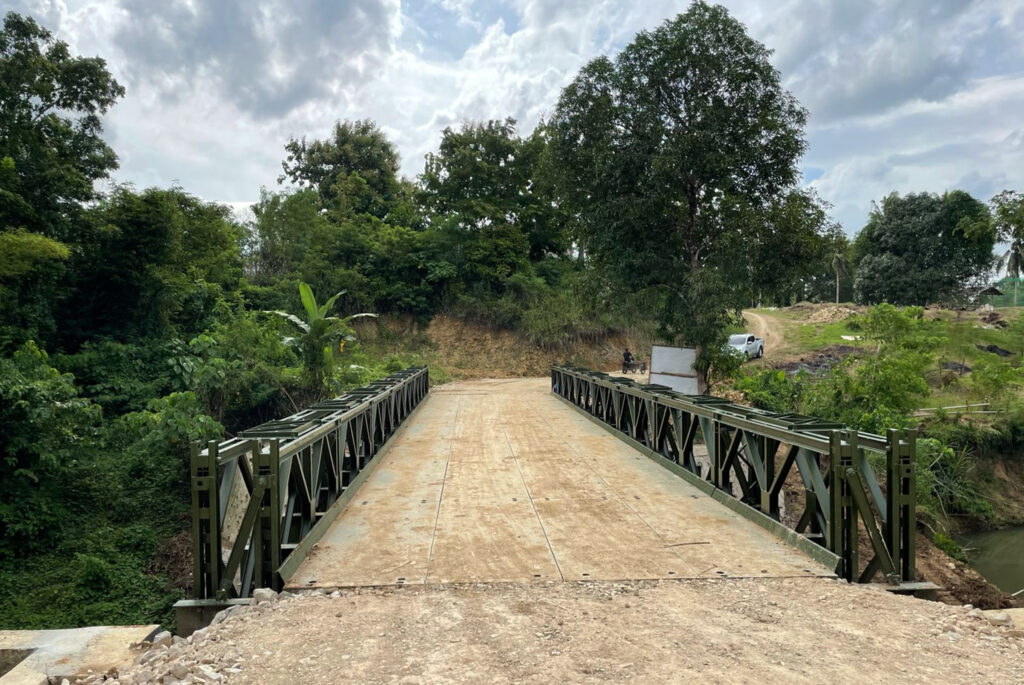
[359,315,653,379]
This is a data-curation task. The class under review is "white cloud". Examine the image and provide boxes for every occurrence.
[807,73,1024,231]
[10,0,1024,236]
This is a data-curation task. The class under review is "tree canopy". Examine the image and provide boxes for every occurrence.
[0,12,124,240]
[992,190,1024,305]
[280,119,400,220]
[854,191,995,305]
[548,1,808,374]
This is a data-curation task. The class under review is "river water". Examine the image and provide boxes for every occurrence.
[960,526,1024,595]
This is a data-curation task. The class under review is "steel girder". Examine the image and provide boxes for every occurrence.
[190,367,429,599]
[551,366,915,584]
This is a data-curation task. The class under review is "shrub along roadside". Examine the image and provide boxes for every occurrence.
[734,304,1024,535]
[0,317,443,631]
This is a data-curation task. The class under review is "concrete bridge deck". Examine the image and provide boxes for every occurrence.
[287,378,830,589]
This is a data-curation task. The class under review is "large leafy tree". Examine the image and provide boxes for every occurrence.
[0,12,124,240]
[420,118,568,261]
[248,188,353,285]
[547,2,806,381]
[992,190,1024,305]
[0,12,123,346]
[280,119,400,220]
[60,187,244,346]
[418,119,570,307]
[854,191,995,305]
[745,189,836,306]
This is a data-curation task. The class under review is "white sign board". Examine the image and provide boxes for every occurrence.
[649,345,701,394]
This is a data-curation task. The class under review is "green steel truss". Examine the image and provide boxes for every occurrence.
[189,367,429,599]
[551,366,915,584]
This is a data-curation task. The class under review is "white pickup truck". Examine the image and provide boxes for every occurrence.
[728,333,764,359]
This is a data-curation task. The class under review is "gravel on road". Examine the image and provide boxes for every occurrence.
[106,577,1024,685]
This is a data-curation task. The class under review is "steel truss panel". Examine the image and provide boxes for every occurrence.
[189,367,429,599]
[550,366,916,584]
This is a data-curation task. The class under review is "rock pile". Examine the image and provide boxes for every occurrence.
[68,588,293,684]
[928,606,1024,643]
[978,306,1009,329]
[807,305,858,324]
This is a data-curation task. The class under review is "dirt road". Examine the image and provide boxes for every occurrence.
[115,580,1024,684]
[743,310,788,359]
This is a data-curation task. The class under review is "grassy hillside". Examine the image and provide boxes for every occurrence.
[737,303,1024,529]
[745,304,1022,371]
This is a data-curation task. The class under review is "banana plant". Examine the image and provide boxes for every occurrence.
[268,282,376,397]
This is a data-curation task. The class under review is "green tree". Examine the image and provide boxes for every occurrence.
[851,303,943,352]
[0,341,100,558]
[992,190,1024,305]
[248,188,348,284]
[0,228,69,347]
[829,237,851,304]
[798,226,854,304]
[787,304,942,431]
[61,186,244,346]
[746,189,835,306]
[853,191,995,305]
[280,120,400,220]
[547,2,807,384]
[0,12,124,240]
[421,118,568,262]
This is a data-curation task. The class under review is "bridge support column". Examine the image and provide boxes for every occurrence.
[828,431,859,581]
[253,440,282,592]
[886,429,916,582]
[190,440,222,600]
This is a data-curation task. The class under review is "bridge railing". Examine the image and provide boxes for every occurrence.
[190,367,429,600]
[551,366,915,584]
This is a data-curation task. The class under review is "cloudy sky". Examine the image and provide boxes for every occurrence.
[12,0,1024,233]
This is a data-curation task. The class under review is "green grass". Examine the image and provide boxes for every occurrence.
[745,305,1024,412]
[788,320,864,350]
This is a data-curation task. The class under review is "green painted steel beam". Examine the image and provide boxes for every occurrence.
[553,392,841,574]
[551,365,915,585]
[189,367,429,599]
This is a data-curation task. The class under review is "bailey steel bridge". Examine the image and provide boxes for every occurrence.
[179,366,922,624]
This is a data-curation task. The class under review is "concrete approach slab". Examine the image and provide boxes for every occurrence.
[287,378,831,589]
[0,625,156,684]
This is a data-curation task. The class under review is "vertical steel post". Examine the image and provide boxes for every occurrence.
[265,439,282,589]
[886,429,916,581]
[190,440,221,599]
[189,443,205,598]
[759,435,775,516]
[829,431,859,581]
[713,420,728,491]
[250,442,270,592]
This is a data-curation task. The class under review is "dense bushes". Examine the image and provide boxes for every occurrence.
[0,342,100,557]
[0,344,226,628]
[735,303,1024,527]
